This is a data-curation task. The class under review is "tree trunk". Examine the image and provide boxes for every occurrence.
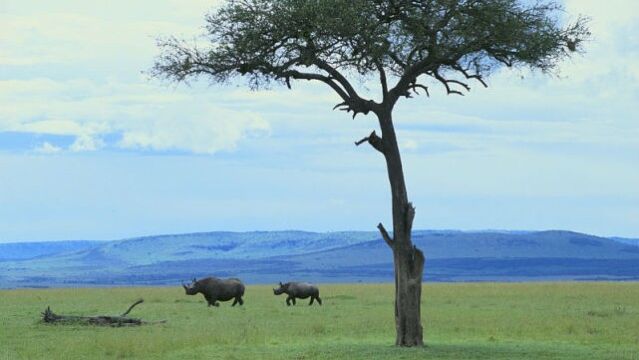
[378,109,425,347]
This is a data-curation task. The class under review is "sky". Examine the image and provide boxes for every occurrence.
[0,0,638,242]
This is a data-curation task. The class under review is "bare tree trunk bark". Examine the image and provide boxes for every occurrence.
[377,109,425,347]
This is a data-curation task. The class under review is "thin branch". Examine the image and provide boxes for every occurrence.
[354,136,369,146]
[445,79,470,91]
[282,70,350,102]
[432,70,466,96]
[376,61,389,101]
[313,58,360,99]
[452,64,488,88]
[388,57,437,105]
[355,130,384,154]
[406,81,430,98]
[386,51,407,69]
[274,52,377,118]
[333,98,378,119]
[309,59,380,118]
[121,299,144,317]
[378,223,394,248]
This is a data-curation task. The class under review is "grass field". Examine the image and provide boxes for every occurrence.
[1,282,638,359]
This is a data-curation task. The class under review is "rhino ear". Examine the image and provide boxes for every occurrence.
[192,278,197,283]
[279,281,282,286]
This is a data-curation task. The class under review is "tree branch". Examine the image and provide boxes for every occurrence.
[378,223,394,248]
[121,299,144,317]
[281,70,350,102]
[312,58,379,118]
[386,51,407,69]
[388,57,438,105]
[399,80,430,99]
[313,58,360,100]
[432,70,466,96]
[451,64,488,88]
[355,130,384,154]
[376,61,389,101]
[332,99,378,119]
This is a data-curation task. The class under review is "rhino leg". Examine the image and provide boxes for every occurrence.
[231,296,244,306]
[286,296,294,306]
[316,296,322,306]
[309,297,315,305]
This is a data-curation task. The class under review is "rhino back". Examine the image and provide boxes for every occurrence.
[201,277,244,301]
[289,282,318,298]
[224,278,245,296]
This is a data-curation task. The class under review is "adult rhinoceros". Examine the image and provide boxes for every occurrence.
[182,277,245,307]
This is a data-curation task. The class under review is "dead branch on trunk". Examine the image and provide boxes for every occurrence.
[355,130,385,154]
[41,299,166,327]
[378,222,394,248]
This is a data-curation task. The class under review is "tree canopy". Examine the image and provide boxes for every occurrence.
[152,0,589,117]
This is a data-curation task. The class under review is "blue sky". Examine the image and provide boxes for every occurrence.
[1,0,638,242]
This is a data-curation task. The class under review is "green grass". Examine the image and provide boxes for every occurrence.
[1,283,638,359]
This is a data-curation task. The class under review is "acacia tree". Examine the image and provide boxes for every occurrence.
[152,0,589,346]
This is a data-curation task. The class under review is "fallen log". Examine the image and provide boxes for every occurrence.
[41,299,165,327]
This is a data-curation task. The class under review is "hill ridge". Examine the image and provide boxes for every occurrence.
[1,230,637,288]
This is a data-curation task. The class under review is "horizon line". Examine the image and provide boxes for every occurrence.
[2,228,637,245]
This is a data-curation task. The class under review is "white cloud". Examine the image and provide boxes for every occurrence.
[0,78,271,154]
[564,0,639,36]
[118,109,270,154]
[557,0,639,82]
[0,2,217,66]
[0,0,274,156]
[17,119,106,137]
[33,142,62,154]
[400,139,419,151]
[69,134,105,152]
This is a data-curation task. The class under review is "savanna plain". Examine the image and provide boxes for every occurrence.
[1,283,638,359]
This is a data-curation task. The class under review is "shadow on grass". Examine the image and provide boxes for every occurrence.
[270,340,610,360]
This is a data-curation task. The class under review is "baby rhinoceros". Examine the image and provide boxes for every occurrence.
[182,277,245,307]
[273,281,322,306]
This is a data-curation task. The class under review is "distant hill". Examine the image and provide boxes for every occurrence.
[0,241,101,261]
[0,230,638,288]
[611,237,639,246]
